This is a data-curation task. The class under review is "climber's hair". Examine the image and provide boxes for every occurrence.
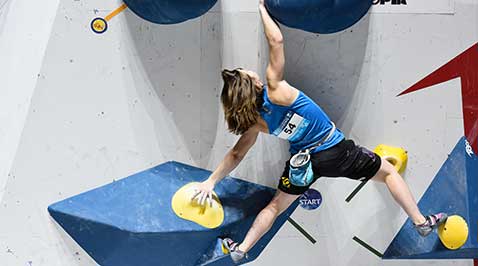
[221,68,263,135]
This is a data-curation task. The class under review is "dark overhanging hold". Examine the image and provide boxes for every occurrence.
[123,0,218,25]
[265,0,372,34]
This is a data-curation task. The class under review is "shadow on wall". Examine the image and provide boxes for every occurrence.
[279,14,371,134]
[0,0,13,34]
[122,3,222,166]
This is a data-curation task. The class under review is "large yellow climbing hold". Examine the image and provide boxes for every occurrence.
[374,144,408,174]
[438,215,469,250]
[171,182,224,229]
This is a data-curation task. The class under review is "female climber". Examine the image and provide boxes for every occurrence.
[192,0,446,263]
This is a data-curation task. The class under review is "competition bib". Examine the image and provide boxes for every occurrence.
[272,111,310,142]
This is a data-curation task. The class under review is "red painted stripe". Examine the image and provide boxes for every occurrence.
[473,259,477,266]
[398,43,478,153]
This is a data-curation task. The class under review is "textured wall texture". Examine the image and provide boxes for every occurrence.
[0,0,476,265]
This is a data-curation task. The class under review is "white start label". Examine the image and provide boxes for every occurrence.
[272,111,310,142]
[465,139,474,157]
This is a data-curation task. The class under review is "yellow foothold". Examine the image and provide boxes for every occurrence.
[438,215,469,250]
[171,182,224,229]
[374,144,408,174]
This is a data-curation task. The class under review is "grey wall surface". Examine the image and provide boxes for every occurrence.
[0,0,60,201]
[255,1,476,265]
[0,0,476,265]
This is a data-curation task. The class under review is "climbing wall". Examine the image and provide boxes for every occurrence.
[0,0,476,265]
[256,0,477,265]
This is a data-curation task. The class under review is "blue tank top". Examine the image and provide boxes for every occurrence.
[259,86,345,154]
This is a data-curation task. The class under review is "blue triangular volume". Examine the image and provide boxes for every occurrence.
[383,137,478,259]
[49,161,299,266]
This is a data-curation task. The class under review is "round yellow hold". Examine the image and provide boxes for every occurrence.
[171,182,224,229]
[374,144,408,174]
[91,18,108,34]
[438,215,469,250]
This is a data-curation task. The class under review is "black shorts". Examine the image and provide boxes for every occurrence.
[278,139,382,195]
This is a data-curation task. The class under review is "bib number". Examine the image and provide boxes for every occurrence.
[274,111,310,141]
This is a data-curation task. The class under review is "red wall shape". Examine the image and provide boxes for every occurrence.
[399,43,478,153]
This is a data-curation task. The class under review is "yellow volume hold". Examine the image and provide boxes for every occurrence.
[171,182,224,229]
[438,215,469,250]
[374,144,408,174]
